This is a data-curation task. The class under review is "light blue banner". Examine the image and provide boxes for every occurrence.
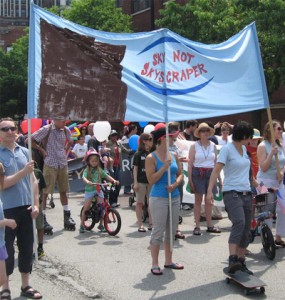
[28,3,269,121]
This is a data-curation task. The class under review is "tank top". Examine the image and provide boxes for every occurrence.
[257,140,285,180]
[193,141,216,168]
[150,152,179,198]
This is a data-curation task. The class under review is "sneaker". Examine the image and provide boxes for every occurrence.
[38,248,45,259]
[182,204,191,211]
[79,225,85,233]
[238,257,253,275]
[98,224,106,232]
[228,255,242,274]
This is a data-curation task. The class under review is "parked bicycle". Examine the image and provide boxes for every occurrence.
[248,191,276,260]
[80,182,121,236]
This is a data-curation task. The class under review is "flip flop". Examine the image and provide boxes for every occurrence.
[151,267,163,275]
[138,227,146,232]
[21,286,42,299]
[164,263,184,270]
[275,240,285,247]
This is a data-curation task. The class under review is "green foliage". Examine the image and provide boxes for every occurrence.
[62,0,132,32]
[156,0,285,96]
[0,32,28,119]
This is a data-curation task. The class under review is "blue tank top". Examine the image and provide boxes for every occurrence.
[150,152,179,198]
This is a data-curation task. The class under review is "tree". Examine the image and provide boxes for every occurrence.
[0,32,28,119]
[62,0,132,32]
[156,0,285,96]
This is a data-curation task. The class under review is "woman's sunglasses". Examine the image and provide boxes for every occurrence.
[144,138,153,141]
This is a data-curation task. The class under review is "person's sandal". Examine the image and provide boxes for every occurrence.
[0,289,11,300]
[275,240,285,247]
[175,231,185,240]
[193,227,201,235]
[21,286,42,299]
[206,226,221,233]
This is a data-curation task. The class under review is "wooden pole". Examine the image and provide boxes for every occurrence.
[266,107,282,182]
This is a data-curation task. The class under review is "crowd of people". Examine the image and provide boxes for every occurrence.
[0,116,285,298]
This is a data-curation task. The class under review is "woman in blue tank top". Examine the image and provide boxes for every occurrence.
[145,126,184,275]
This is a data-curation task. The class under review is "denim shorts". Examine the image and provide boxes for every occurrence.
[85,190,104,200]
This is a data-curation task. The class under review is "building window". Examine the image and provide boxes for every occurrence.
[131,0,150,14]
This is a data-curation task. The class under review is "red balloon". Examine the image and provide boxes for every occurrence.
[122,121,131,125]
[21,118,42,134]
[154,123,165,130]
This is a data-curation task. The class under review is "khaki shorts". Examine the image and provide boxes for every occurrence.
[136,183,151,204]
[43,165,69,194]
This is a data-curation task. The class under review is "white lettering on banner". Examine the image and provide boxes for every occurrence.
[121,159,130,172]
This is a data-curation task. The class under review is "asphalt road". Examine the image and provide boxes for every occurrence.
[7,190,285,300]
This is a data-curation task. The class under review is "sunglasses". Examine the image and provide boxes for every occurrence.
[144,138,153,141]
[276,127,283,131]
[0,126,17,132]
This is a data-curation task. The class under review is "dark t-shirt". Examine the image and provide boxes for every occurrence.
[133,150,149,184]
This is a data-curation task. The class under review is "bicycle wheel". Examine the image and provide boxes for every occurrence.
[104,208,121,236]
[261,224,276,260]
[80,207,96,231]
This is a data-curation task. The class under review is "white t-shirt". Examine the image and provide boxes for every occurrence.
[218,142,251,192]
[216,134,232,146]
[72,143,88,158]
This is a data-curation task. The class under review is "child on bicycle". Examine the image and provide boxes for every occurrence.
[80,148,118,233]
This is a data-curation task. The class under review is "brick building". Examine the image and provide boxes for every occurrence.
[0,0,284,128]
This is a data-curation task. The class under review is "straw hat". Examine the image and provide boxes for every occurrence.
[252,128,263,140]
[194,122,215,138]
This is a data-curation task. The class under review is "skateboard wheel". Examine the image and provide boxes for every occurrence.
[244,289,249,296]
[260,287,265,294]
[226,277,230,284]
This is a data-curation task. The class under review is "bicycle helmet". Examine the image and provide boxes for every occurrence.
[84,148,100,163]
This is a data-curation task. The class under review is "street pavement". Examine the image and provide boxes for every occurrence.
[7,190,285,300]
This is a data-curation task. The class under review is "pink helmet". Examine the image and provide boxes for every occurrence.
[84,148,100,163]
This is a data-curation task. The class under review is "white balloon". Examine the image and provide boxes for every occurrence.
[144,124,155,134]
[93,121,111,142]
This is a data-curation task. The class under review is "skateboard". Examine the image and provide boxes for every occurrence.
[223,267,266,295]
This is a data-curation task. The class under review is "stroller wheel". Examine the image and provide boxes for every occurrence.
[179,215,183,224]
[129,196,134,207]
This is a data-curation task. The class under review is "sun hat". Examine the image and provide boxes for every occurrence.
[194,122,215,138]
[252,128,263,139]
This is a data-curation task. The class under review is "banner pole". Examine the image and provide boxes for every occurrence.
[27,119,38,263]
[165,124,173,251]
[266,107,282,181]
